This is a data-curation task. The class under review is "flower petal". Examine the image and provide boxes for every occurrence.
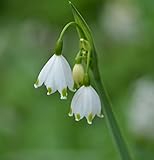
[90,86,102,116]
[44,56,58,95]
[61,55,74,91]
[34,54,56,88]
[70,85,103,124]
[71,86,84,108]
[54,56,67,95]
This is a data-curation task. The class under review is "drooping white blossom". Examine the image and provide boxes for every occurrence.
[34,54,74,99]
[69,85,103,124]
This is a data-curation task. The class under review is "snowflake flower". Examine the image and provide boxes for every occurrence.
[69,85,103,124]
[34,54,74,99]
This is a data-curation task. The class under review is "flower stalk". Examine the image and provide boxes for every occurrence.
[34,1,133,159]
[57,21,85,42]
[69,1,132,160]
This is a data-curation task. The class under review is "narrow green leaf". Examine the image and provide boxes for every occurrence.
[69,1,93,47]
[69,1,133,160]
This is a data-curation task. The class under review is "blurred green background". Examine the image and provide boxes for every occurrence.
[0,0,154,160]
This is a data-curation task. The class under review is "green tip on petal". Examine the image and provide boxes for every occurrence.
[87,113,93,124]
[68,108,73,117]
[62,88,67,97]
[47,87,52,95]
[98,113,104,118]
[75,114,80,121]
[34,79,39,88]
[60,95,67,100]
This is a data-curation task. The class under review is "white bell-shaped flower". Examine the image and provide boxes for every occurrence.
[69,85,103,124]
[34,54,74,99]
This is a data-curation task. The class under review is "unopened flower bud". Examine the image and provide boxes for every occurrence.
[73,64,84,87]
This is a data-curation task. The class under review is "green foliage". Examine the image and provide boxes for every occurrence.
[0,0,154,160]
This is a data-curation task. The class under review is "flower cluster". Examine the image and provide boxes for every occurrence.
[32,3,133,160]
[34,14,104,124]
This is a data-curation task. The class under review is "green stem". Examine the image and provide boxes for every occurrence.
[58,21,85,41]
[79,39,91,73]
[75,50,82,64]
[92,57,132,160]
[86,50,91,73]
[69,2,133,159]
